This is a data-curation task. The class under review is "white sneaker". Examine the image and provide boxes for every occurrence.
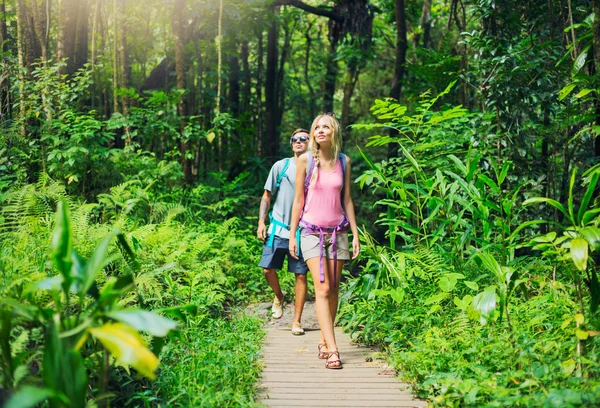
[271,295,283,319]
[291,322,304,335]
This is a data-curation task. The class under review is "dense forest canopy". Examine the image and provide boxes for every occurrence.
[0,0,595,195]
[3,0,600,407]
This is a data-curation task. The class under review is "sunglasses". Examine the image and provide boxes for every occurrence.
[291,136,308,143]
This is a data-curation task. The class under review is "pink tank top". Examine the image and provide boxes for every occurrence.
[302,160,344,227]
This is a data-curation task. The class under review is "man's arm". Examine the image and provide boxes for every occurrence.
[257,190,272,240]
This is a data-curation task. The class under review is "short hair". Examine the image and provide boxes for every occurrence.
[291,128,309,137]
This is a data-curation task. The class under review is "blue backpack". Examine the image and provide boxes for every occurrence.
[267,158,300,249]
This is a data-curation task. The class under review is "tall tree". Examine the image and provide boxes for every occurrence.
[119,0,128,115]
[594,0,600,155]
[57,0,88,75]
[0,0,10,124]
[388,0,407,159]
[172,0,192,182]
[275,0,373,124]
[265,7,280,159]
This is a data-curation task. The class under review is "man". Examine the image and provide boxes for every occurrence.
[257,128,309,335]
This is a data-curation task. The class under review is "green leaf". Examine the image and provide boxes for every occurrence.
[400,144,421,171]
[568,168,577,226]
[561,359,576,376]
[578,172,599,226]
[106,309,177,337]
[158,304,198,321]
[478,174,501,194]
[438,273,465,292]
[424,292,449,305]
[580,227,600,251]
[464,281,479,291]
[558,83,577,101]
[498,161,512,186]
[472,286,497,324]
[572,50,589,75]
[523,197,570,222]
[51,199,73,287]
[4,386,61,408]
[473,253,503,281]
[576,328,589,340]
[447,154,467,176]
[81,232,116,294]
[571,238,589,271]
[89,323,159,379]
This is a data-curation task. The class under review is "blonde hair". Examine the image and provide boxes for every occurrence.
[308,113,342,187]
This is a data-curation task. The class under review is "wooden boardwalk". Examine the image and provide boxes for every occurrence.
[259,327,428,407]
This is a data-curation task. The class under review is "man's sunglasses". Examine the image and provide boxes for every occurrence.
[291,136,308,143]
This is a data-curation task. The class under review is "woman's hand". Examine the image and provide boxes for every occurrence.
[352,235,360,259]
[289,236,299,260]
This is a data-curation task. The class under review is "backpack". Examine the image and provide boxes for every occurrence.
[275,158,291,189]
[267,158,300,250]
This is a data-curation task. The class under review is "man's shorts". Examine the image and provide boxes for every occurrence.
[258,235,308,274]
[301,232,350,261]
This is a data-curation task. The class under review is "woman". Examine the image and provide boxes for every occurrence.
[289,113,360,369]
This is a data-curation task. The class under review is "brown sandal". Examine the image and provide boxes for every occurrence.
[325,351,342,369]
[318,343,328,359]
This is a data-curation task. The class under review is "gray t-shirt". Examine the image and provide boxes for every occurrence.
[264,157,297,239]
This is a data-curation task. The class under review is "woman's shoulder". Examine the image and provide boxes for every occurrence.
[298,152,310,163]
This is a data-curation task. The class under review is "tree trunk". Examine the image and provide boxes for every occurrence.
[228,52,240,117]
[119,0,128,115]
[57,0,78,75]
[172,0,192,183]
[257,28,264,157]
[413,0,431,49]
[322,39,338,113]
[341,68,359,144]
[15,0,26,136]
[265,8,280,159]
[241,40,251,115]
[74,0,88,72]
[193,40,204,179]
[275,17,294,146]
[0,0,10,124]
[112,0,118,114]
[30,0,50,62]
[90,0,100,111]
[593,0,600,155]
[388,0,407,159]
[304,21,316,120]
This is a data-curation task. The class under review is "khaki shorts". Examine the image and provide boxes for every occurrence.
[301,232,350,261]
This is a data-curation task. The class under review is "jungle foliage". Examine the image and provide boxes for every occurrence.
[2,0,600,407]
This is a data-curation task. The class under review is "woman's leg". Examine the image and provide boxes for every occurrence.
[326,259,345,325]
[305,257,337,353]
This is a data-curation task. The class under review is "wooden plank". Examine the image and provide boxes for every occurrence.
[260,399,428,407]
[259,326,427,407]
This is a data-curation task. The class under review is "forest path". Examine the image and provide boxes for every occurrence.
[253,301,427,408]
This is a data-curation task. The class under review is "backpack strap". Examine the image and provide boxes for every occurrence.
[339,153,347,207]
[304,152,347,203]
[276,158,291,189]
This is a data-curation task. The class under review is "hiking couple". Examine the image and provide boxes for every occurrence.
[257,113,360,370]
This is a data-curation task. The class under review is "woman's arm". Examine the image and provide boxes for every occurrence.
[343,156,360,259]
[289,153,308,259]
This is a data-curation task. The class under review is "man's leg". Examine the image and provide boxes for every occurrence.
[293,273,307,324]
[263,268,284,303]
